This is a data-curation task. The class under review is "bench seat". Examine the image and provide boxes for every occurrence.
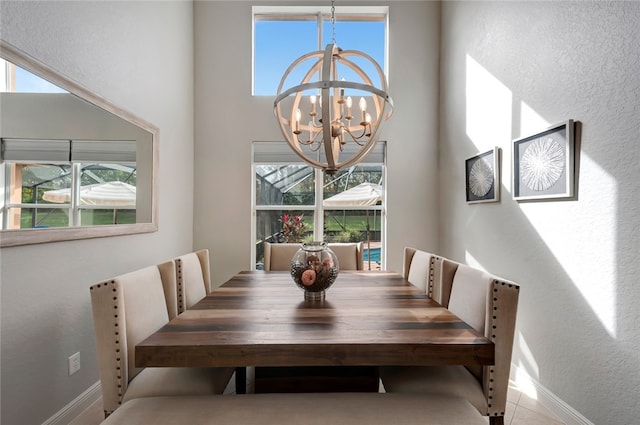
[101,393,487,425]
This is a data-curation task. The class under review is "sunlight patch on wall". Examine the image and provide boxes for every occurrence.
[464,251,488,272]
[517,156,617,338]
[515,333,539,400]
[465,54,512,149]
[561,155,617,337]
[519,98,617,337]
[520,101,549,136]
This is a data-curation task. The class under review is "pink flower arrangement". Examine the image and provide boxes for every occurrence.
[280,213,306,242]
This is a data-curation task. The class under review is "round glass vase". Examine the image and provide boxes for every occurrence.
[290,242,339,301]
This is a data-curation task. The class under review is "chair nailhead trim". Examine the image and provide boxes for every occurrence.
[177,259,184,314]
[487,282,499,414]
[107,280,125,403]
[427,256,436,298]
[485,278,520,417]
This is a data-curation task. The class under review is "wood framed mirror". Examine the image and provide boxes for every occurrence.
[0,40,158,247]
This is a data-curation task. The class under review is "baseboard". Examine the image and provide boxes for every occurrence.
[510,364,595,425]
[41,381,101,425]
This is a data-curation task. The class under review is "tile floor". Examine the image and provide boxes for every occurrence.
[69,371,564,425]
[496,381,565,425]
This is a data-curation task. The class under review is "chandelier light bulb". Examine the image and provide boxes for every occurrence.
[274,44,393,174]
[310,95,317,116]
[294,108,301,134]
[359,97,367,111]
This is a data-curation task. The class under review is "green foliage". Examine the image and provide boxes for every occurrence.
[20,208,135,228]
[334,228,363,243]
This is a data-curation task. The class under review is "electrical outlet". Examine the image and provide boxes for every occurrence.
[68,352,81,375]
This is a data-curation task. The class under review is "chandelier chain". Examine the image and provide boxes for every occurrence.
[330,0,337,46]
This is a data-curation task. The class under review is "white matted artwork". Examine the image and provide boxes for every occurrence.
[512,120,574,201]
[465,147,500,204]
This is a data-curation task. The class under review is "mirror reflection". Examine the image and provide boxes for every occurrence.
[0,40,157,247]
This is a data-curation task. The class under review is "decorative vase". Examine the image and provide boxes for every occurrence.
[290,241,339,301]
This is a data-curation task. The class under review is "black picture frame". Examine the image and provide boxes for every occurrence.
[466,147,500,204]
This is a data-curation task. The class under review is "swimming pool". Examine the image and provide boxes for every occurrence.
[363,247,381,263]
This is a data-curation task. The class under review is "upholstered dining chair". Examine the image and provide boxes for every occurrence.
[402,247,437,293]
[380,257,520,425]
[327,242,364,270]
[90,262,234,418]
[263,242,364,271]
[263,242,300,271]
[174,249,247,393]
[175,249,211,314]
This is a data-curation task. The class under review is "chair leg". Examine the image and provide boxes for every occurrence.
[489,416,505,425]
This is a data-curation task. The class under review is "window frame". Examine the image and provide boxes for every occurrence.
[251,141,386,270]
[2,160,138,230]
[252,5,389,96]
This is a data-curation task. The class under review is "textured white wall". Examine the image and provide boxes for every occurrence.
[439,2,640,423]
[193,1,441,286]
[9,1,633,423]
[0,2,194,424]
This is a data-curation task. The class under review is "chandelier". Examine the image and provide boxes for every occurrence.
[273,1,393,175]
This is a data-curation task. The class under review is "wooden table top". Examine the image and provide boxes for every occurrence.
[135,270,494,368]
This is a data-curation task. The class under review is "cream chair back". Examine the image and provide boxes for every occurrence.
[264,242,364,271]
[90,262,174,415]
[175,249,210,314]
[402,247,435,293]
[263,242,300,271]
[429,255,457,307]
[436,257,520,419]
[157,260,178,319]
[327,242,364,270]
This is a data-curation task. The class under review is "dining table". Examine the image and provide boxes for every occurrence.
[136,270,494,385]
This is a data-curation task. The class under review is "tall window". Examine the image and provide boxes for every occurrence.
[252,141,385,271]
[252,7,388,270]
[253,6,388,96]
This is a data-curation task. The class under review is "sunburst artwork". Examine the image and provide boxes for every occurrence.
[466,147,500,203]
[520,137,566,191]
[513,120,575,201]
[469,158,494,196]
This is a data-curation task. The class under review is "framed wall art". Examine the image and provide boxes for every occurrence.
[466,147,500,203]
[512,120,574,201]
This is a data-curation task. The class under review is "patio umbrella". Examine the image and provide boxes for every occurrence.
[322,182,383,207]
[43,181,136,224]
[43,181,136,206]
[323,182,383,269]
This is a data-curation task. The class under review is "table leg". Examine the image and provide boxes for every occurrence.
[235,367,247,394]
